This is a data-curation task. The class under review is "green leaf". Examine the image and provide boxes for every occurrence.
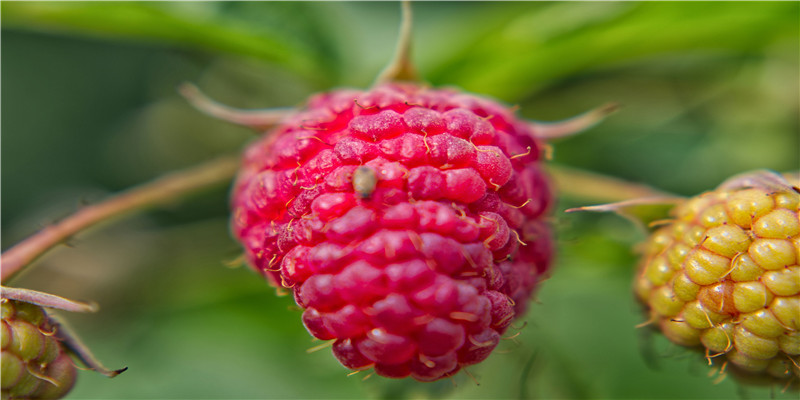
[0,2,338,85]
[428,2,799,101]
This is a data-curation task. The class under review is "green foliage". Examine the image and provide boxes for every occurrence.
[2,2,797,399]
[427,2,798,100]
[1,1,341,86]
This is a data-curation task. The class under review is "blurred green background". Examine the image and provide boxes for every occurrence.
[2,2,798,399]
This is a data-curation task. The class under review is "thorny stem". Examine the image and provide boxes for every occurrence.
[1,155,240,283]
[373,1,419,85]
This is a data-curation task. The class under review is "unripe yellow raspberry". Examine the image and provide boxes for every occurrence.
[635,173,799,387]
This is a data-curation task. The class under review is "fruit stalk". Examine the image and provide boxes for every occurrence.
[374,0,418,85]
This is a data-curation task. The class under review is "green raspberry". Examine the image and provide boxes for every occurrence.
[1,299,77,399]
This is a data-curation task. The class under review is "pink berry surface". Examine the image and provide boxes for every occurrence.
[231,83,553,380]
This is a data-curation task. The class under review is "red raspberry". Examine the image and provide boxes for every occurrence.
[230,83,553,381]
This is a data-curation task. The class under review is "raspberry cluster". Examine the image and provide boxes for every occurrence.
[231,83,553,380]
[1,300,77,399]
[635,183,800,384]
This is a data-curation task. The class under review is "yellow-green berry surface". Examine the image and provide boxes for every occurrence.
[635,183,799,386]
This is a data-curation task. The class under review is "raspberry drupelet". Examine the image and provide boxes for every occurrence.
[230,83,554,381]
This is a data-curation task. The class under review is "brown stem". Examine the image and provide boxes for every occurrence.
[1,155,240,283]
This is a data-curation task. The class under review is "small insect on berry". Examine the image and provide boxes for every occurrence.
[353,166,378,199]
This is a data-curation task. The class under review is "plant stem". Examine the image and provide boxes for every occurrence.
[546,164,676,203]
[1,155,240,283]
[373,1,419,85]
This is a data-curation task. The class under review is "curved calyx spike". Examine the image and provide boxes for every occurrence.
[49,314,128,378]
[373,1,420,85]
[717,169,799,192]
[783,171,800,186]
[566,196,685,232]
[179,83,294,131]
[1,286,98,313]
[529,102,620,140]
[566,169,800,233]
